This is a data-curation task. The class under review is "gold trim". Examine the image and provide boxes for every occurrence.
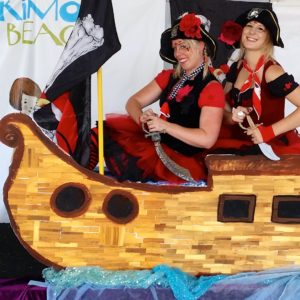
[200,29,217,58]
[159,51,176,64]
[264,9,280,45]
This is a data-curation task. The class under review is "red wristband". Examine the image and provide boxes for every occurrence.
[258,125,275,143]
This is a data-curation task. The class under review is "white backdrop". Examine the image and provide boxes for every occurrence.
[0,0,81,222]
[1,1,300,222]
[0,0,166,222]
[273,1,300,114]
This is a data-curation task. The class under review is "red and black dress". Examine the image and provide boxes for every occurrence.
[215,60,300,155]
[104,68,225,183]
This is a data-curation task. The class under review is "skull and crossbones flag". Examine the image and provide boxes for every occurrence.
[34,0,121,167]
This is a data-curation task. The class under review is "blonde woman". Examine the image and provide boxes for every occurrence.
[105,12,225,183]
[217,8,300,156]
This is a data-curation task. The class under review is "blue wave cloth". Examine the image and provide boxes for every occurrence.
[36,265,300,300]
[40,264,225,300]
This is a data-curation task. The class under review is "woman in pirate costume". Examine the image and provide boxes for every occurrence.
[216,8,300,156]
[104,12,225,183]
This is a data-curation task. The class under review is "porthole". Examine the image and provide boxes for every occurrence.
[272,196,300,223]
[102,190,139,224]
[218,194,256,223]
[51,183,90,217]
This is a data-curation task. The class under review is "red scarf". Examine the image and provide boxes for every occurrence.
[240,55,265,119]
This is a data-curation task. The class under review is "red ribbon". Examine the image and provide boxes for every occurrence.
[240,55,265,119]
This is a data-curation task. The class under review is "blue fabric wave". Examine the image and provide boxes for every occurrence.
[40,265,300,300]
[42,264,225,300]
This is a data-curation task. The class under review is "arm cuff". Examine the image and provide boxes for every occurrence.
[258,125,275,143]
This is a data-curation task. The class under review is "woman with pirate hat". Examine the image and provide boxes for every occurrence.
[216,7,300,157]
[104,12,225,183]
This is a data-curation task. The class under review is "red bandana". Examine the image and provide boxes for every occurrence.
[240,55,265,119]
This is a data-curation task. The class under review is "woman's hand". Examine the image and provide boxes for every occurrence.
[146,115,167,133]
[247,124,276,144]
[245,126,263,144]
[140,108,157,124]
[232,106,253,123]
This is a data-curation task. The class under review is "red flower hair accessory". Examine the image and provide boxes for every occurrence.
[179,13,202,39]
[218,20,243,46]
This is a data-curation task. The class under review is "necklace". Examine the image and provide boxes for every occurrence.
[168,63,204,100]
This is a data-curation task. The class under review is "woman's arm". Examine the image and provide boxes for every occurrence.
[246,65,300,143]
[265,86,300,139]
[125,80,162,125]
[146,106,224,149]
[146,81,225,149]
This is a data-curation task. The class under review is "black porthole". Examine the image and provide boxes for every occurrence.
[272,196,300,223]
[218,194,256,223]
[102,190,139,224]
[51,183,90,217]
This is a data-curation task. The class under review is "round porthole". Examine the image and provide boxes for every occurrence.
[51,183,90,217]
[102,190,139,224]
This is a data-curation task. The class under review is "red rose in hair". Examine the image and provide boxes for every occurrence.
[218,20,242,46]
[179,13,202,39]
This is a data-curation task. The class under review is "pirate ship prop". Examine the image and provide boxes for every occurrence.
[1,112,300,275]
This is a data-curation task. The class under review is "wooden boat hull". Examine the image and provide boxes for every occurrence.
[1,113,300,275]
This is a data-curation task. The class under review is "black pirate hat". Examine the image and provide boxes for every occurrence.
[160,12,217,64]
[236,8,284,48]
